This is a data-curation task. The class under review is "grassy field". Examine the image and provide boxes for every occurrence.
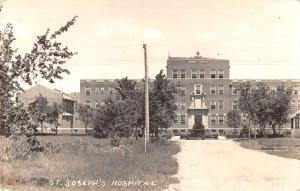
[0,136,180,191]
[236,138,300,160]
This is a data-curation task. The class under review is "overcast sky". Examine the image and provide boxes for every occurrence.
[1,0,300,93]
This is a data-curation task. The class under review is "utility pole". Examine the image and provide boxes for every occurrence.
[143,44,150,152]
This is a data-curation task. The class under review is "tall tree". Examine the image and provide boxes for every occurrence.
[28,94,52,134]
[149,70,181,137]
[227,110,241,131]
[47,103,62,135]
[115,77,143,138]
[267,84,292,135]
[77,103,94,134]
[0,4,77,137]
[93,98,138,146]
[251,83,269,137]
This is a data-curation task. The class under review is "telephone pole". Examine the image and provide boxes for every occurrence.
[143,44,150,152]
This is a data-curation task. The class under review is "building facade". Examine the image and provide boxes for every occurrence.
[18,85,84,134]
[79,53,300,137]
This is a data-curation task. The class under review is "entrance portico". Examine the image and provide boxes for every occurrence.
[187,93,209,129]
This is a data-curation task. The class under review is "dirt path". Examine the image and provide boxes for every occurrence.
[168,140,300,191]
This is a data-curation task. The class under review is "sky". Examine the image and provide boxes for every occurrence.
[0,0,300,93]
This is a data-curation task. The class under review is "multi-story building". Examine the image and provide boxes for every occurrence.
[18,85,84,134]
[79,79,145,108]
[79,52,300,137]
[166,52,231,135]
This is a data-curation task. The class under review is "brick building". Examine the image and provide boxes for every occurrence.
[79,53,300,137]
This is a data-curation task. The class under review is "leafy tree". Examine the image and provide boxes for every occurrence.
[47,103,62,135]
[93,98,138,146]
[238,82,292,137]
[227,110,241,130]
[0,4,77,139]
[251,83,269,137]
[94,71,180,144]
[266,85,292,135]
[77,103,94,134]
[28,94,52,134]
[149,70,181,138]
[238,82,256,123]
[115,78,143,138]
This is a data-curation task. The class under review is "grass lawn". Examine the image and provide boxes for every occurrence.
[0,136,180,191]
[236,137,300,160]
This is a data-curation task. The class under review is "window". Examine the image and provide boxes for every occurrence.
[180,102,186,110]
[180,69,186,78]
[211,116,217,125]
[85,100,91,108]
[232,86,238,95]
[210,101,217,110]
[172,69,178,78]
[200,69,205,78]
[294,89,298,95]
[173,115,178,124]
[195,84,203,95]
[100,87,105,94]
[232,100,238,110]
[292,100,296,108]
[181,115,186,124]
[218,115,224,124]
[210,70,216,78]
[210,86,216,94]
[218,86,224,94]
[108,87,114,94]
[219,100,224,110]
[181,130,186,133]
[85,87,91,96]
[218,69,224,79]
[191,70,197,78]
[95,87,100,94]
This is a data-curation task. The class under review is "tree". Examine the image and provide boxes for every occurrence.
[93,98,138,146]
[227,110,241,131]
[77,104,94,134]
[267,85,292,136]
[238,82,292,137]
[0,5,77,149]
[115,77,143,138]
[28,94,52,134]
[47,103,62,135]
[93,71,180,144]
[149,70,181,138]
[251,83,269,137]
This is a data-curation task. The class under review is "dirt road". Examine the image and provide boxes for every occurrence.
[168,140,300,191]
